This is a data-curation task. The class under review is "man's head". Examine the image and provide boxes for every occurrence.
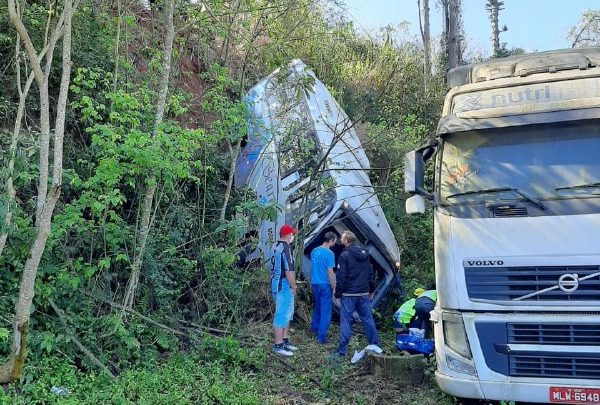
[340,230,357,247]
[322,231,337,248]
[279,224,298,244]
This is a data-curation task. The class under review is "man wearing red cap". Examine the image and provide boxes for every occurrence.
[270,224,299,356]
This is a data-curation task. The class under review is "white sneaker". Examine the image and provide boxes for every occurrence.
[272,344,294,356]
[283,339,298,351]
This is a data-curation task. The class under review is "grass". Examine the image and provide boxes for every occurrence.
[1,319,458,405]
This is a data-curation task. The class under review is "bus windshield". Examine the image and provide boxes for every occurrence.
[440,121,600,205]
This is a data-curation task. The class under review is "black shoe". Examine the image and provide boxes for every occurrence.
[272,343,294,357]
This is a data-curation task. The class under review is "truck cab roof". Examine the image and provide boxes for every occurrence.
[438,47,600,135]
[448,47,600,87]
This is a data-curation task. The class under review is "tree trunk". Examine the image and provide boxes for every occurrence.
[0,187,61,383]
[487,0,504,57]
[123,0,175,310]
[418,0,431,88]
[0,37,35,257]
[219,140,241,222]
[443,0,462,71]
[1,0,74,383]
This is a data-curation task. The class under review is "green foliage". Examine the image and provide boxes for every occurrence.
[201,64,248,143]
[195,246,251,326]
[0,0,448,401]
[1,341,261,404]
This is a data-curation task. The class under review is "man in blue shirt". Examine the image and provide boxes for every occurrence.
[309,231,337,343]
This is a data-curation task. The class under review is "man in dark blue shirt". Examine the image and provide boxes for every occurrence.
[309,232,337,343]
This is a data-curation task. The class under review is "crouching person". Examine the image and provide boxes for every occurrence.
[271,224,300,356]
[413,286,437,337]
[393,286,437,338]
[393,288,425,336]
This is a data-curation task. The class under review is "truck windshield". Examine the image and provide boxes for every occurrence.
[440,122,600,205]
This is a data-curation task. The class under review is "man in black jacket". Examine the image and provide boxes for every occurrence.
[334,231,380,356]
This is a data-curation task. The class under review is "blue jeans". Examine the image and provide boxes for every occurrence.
[338,296,380,355]
[310,284,332,342]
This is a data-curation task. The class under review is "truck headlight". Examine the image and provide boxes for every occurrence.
[442,312,472,360]
[446,354,477,376]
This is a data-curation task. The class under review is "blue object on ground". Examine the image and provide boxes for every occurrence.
[395,334,435,355]
[51,386,70,396]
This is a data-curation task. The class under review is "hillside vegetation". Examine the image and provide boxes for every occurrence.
[0,0,444,402]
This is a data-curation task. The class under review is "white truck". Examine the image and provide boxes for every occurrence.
[404,48,600,404]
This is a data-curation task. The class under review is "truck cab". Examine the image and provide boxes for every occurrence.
[405,48,600,404]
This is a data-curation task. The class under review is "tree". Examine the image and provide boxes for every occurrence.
[418,0,431,88]
[441,0,462,71]
[0,32,35,258]
[486,0,507,58]
[569,10,600,47]
[122,0,176,311]
[1,0,75,383]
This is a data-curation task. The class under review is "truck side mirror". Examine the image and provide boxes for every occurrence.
[406,194,426,214]
[404,150,425,194]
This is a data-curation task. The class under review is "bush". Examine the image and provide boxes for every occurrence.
[1,336,262,405]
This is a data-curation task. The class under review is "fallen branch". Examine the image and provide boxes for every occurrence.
[90,294,186,337]
[176,318,228,335]
[48,299,116,379]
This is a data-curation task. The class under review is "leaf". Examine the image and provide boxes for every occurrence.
[0,328,9,342]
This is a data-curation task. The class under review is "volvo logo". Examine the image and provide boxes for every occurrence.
[558,273,579,293]
[465,259,504,267]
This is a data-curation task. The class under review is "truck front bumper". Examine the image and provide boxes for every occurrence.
[437,371,600,403]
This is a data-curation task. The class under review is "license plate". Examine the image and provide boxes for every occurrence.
[550,387,600,404]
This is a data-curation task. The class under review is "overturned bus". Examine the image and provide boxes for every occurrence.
[234,59,402,310]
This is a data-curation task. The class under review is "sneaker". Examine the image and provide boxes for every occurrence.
[316,337,329,344]
[272,343,293,357]
[283,338,298,352]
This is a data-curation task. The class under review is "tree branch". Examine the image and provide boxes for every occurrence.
[49,299,116,378]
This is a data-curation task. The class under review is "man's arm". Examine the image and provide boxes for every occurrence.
[282,253,297,293]
[327,267,335,291]
[326,251,336,291]
[285,270,297,293]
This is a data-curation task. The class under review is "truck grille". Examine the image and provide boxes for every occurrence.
[510,355,600,379]
[465,265,600,301]
[508,323,600,345]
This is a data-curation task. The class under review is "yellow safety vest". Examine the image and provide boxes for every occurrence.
[418,290,437,302]
[394,298,416,325]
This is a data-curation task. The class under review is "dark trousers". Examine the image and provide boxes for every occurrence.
[412,296,436,335]
[310,284,333,342]
[338,295,380,355]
